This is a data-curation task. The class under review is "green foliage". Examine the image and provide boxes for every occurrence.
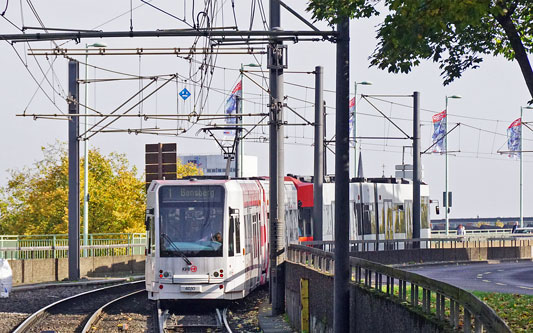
[473,291,533,331]
[0,143,146,235]
[307,0,533,92]
[177,158,204,179]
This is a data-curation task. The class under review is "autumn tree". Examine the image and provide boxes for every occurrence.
[307,0,533,102]
[0,144,145,235]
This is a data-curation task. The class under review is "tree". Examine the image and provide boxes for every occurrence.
[307,0,533,102]
[177,158,204,178]
[0,143,146,235]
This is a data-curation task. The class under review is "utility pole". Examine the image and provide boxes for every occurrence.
[413,92,421,247]
[68,60,80,281]
[235,95,241,178]
[334,16,350,332]
[313,66,324,241]
[269,0,285,316]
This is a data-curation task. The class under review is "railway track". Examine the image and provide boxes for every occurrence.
[13,280,145,333]
[157,302,232,333]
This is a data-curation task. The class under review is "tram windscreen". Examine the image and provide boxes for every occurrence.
[159,185,225,257]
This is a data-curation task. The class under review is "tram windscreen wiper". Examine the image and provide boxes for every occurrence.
[162,233,192,265]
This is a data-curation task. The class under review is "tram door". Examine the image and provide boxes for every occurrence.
[252,212,259,288]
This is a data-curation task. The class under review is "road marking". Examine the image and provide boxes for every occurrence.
[484,272,492,275]
[495,282,507,286]
[482,280,491,283]
[476,275,483,279]
[518,286,533,290]
[497,269,504,272]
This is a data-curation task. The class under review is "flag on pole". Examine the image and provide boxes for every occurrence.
[349,97,356,131]
[224,81,242,135]
[507,118,522,158]
[432,110,447,153]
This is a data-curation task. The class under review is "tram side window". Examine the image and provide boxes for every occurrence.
[362,204,372,235]
[229,216,235,257]
[235,215,241,254]
[421,196,430,229]
[146,215,155,254]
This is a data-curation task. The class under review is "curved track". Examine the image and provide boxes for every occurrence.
[13,280,145,333]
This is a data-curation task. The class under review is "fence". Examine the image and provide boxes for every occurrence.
[0,233,146,259]
[432,228,513,236]
[302,236,533,252]
[288,244,511,332]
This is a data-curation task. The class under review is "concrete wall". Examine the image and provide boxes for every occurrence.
[285,262,444,333]
[285,262,334,333]
[351,246,532,265]
[350,285,443,333]
[8,255,145,284]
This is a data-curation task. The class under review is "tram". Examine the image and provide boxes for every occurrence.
[145,176,430,300]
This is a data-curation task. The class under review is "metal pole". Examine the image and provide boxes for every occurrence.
[68,60,80,280]
[353,83,357,178]
[235,95,240,178]
[82,45,89,258]
[334,16,350,332]
[313,66,324,241]
[269,0,285,316]
[520,106,523,227]
[323,102,327,176]
[413,92,421,247]
[445,97,449,235]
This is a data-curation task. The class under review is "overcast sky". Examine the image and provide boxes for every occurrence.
[0,1,531,220]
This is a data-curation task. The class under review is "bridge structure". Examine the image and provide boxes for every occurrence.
[282,237,533,332]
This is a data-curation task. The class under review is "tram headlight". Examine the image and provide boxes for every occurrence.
[163,271,170,277]
[214,271,219,277]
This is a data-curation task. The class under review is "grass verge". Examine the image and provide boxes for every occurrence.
[472,291,533,332]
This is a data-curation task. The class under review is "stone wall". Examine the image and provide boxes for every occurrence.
[8,255,145,284]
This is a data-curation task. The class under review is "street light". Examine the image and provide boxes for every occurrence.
[444,94,461,235]
[520,105,533,227]
[236,63,261,177]
[83,42,107,256]
[353,81,372,178]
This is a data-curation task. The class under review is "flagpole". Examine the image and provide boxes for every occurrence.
[520,106,523,228]
[445,97,449,236]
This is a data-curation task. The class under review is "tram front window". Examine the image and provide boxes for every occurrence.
[159,185,225,257]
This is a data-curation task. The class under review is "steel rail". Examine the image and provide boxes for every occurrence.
[82,289,145,332]
[222,307,233,333]
[13,280,144,333]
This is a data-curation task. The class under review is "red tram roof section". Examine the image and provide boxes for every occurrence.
[285,176,313,208]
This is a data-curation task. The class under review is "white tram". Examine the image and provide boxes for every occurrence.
[145,178,298,301]
[145,176,430,300]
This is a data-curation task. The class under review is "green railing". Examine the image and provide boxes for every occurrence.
[0,233,147,259]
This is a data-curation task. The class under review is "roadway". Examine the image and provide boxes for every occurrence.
[405,261,533,295]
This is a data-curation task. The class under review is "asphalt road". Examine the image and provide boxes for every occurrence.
[405,261,533,295]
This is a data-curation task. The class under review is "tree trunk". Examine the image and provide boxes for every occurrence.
[495,13,533,103]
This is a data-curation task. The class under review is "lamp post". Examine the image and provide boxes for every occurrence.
[236,63,260,177]
[444,95,461,235]
[353,81,372,178]
[83,42,107,256]
[520,106,533,227]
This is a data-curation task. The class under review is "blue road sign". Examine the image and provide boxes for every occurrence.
[179,88,191,101]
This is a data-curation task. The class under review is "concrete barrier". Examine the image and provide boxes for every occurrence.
[350,246,532,265]
[8,255,145,284]
[285,261,444,333]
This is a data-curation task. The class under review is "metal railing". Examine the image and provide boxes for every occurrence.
[0,233,146,259]
[288,244,511,332]
[432,228,513,236]
[301,236,533,252]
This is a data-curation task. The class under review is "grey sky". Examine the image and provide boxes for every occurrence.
[0,1,531,220]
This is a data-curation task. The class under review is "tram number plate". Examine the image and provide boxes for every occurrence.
[181,285,202,292]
